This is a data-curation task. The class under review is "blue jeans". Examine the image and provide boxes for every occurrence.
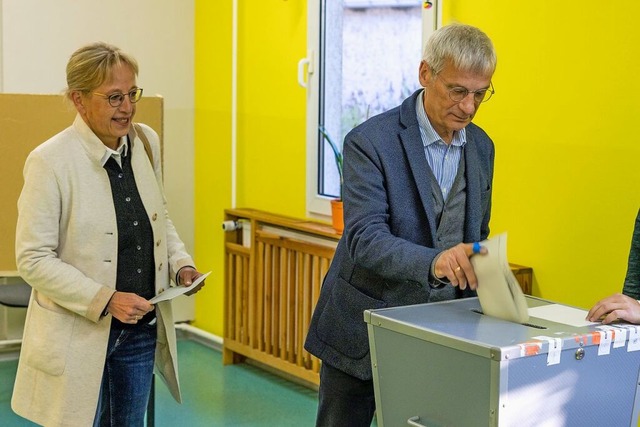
[93,323,157,427]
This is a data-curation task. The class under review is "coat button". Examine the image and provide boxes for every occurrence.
[156,240,161,247]
[158,263,163,271]
[152,213,158,221]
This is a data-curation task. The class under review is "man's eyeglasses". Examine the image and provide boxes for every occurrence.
[437,76,494,104]
[93,88,144,107]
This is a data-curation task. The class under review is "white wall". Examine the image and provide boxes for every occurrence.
[0,0,196,321]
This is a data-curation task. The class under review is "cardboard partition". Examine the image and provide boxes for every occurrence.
[0,93,163,271]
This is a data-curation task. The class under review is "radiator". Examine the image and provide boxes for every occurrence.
[223,209,338,386]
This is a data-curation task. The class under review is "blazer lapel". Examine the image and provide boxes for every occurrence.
[463,131,482,242]
[399,92,438,238]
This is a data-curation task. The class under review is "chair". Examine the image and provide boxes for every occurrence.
[0,283,31,309]
[0,282,31,345]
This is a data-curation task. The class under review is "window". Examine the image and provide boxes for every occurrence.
[303,0,442,217]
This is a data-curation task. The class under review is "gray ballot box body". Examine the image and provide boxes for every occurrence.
[365,296,640,427]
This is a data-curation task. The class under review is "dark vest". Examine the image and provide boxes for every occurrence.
[428,150,466,302]
[104,147,156,326]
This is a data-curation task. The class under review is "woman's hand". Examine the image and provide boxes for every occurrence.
[106,291,154,324]
[178,266,206,296]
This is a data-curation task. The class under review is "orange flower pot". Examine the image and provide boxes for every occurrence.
[330,199,344,234]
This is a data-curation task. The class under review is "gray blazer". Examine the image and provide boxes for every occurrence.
[304,90,495,380]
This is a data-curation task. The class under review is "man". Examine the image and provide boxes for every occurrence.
[304,23,497,426]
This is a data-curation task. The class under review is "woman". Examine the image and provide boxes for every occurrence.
[12,42,204,426]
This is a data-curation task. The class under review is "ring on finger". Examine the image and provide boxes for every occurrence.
[455,266,461,272]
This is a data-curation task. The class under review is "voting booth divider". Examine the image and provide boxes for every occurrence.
[0,93,164,272]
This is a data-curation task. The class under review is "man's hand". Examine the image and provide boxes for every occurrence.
[106,291,154,324]
[433,242,488,290]
[587,293,640,324]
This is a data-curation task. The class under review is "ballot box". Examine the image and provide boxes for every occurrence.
[365,296,640,427]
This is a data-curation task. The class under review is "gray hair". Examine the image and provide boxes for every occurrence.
[65,42,139,99]
[423,23,496,76]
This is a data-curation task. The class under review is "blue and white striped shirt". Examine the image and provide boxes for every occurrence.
[415,90,466,201]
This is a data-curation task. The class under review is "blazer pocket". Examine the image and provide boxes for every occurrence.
[317,277,386,360]
[22,298,74,376]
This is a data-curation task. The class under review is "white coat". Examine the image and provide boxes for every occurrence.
[12,115,193,426]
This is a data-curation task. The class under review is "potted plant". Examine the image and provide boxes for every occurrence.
[319,126,344,234]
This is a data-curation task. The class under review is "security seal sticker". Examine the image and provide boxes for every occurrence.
[597,324,627,349]
[533,336,562,365]
[596,329,612,356]
[628,326,640,352]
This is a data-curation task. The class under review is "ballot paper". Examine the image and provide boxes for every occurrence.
[472,234,529,323]
[527,304,598,328]
[149,271,211,304]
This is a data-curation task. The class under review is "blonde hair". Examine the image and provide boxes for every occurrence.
[64,42,139,99]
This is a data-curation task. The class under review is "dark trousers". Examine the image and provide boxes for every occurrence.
[316,363,376,427]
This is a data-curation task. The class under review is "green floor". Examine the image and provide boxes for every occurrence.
[0,339,320,426]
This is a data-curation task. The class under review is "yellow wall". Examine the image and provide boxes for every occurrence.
[445,1,640,308]
[193,1,232,335]
[194,0,640,335]
[236,1,308,214]
[194,1,307,335]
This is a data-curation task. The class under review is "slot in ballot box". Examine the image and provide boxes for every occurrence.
[365,296,640,427]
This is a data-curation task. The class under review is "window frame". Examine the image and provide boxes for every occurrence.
[303,0,442,219]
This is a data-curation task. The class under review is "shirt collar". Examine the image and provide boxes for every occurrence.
[415,89,466,148]
[99,136,129,167]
